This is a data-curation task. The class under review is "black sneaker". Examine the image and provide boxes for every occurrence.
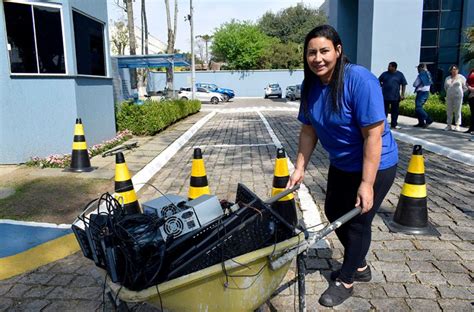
[319,279,354,307]
[423,120,433,128]
[330,265,372,282]
[413,124,424,128]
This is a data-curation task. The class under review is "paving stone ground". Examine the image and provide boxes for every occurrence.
[1,104,473,311]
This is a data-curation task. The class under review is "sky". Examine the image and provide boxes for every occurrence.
[107,0,325,53]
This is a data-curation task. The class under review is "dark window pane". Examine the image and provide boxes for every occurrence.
[422,12,439,28]
[34,7,65,74]
[424,0,440,10]
[73,11,106,76]
[420,47,437,62]
[440,11,461,29]
[442,0,462,10]
[439,29,460,46]
[438,47,459,64]
[4,3,37,73]
[421,30,438,46]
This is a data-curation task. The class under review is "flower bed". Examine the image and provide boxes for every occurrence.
[26,130,133,169]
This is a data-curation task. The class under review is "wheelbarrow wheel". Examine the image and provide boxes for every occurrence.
[107,291,130,312]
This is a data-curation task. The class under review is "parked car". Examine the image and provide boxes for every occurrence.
[178,87,224,104]
[264,83,282,98]
[285,84,301,101]
[196,83,235,102]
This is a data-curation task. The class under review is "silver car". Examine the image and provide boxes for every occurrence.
[285,84,301,101]
[264,83,282,98]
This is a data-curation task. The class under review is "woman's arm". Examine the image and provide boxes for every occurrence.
[357,120,384,213]
[287,124,318,188]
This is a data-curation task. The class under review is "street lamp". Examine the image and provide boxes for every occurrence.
[189,0,195,100]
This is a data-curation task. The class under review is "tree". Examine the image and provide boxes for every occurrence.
[462,26,474,67]
[196,34,213,68]
[165,0,178,90]
[258,3,327,44]
[114,0,138,89]
[110,19,129,55]
[211,20,273,70]
[141,0,148,55]
[262,40,303,70]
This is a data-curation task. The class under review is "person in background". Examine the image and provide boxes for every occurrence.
[288,25,398,307]
[413,64,433,128]
[466,68,474,133]
[444,65,468,132]
[378,62,407,129]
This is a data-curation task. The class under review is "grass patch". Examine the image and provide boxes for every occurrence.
[0,176,113,224]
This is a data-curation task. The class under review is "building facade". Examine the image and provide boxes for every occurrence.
[0,0,116,164]
[326,0,473,91]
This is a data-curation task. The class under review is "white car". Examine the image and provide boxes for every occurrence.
[178,87,224,104]
[264,83,282,98]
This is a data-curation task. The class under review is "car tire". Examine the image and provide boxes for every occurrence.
[264,95,268,99]
[291,95,295,101]
[211,97,219,104]
[278,95,282,98]
[181,96,188,101]
[222,94,229,102]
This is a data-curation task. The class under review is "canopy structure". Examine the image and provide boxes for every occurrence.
[115,53,189,69]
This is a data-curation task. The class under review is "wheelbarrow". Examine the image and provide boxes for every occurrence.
[106,186,361,312]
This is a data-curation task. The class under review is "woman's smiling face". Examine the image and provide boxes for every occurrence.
[306,37,341,84]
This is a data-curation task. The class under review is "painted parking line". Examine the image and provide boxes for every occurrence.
[257,111,327,249]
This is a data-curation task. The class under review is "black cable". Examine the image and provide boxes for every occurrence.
[155,285,164,312]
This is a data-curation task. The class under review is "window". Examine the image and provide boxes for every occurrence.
[421,30,438,47]
[4,2,65,74]
[439,29,461,47]
[440,11,461,29]
[423,0,439,10]
[73,11,106,76]
[422,12,439,28]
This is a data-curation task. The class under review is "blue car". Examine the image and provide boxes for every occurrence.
[196,83,235,102]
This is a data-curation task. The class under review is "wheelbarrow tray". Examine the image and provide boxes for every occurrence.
[108,232,305,312]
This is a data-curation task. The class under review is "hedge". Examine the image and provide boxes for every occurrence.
[399,94,471,126]
[116,99,201,135]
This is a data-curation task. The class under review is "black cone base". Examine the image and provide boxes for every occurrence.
[386,219,440,236]
[64,166,95,173]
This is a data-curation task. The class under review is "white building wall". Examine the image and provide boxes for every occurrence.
[369,0,424,89]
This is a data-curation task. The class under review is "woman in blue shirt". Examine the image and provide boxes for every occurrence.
[287,25,398,307]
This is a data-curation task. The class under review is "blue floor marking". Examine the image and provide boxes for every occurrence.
[0,223,72,258]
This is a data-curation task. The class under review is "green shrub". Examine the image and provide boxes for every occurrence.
[116,99,201,135]
[399,94,471,126]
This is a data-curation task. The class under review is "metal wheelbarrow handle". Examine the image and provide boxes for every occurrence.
[269,206,362,271]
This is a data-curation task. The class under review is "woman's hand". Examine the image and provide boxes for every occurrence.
[355,181,374,213]
[287,168,305,189]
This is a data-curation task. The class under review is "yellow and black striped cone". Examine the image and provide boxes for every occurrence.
[115,152,141,214]
[271,148,298,227]
[387,145,439,236]
[188,148,210,200]
[67,118,94,172]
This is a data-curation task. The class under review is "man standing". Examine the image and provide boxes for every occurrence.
[379,62,407,129]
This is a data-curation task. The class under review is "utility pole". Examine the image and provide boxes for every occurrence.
[190,0,195,100]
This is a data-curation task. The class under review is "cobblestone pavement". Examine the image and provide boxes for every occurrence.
[1,104,473,311]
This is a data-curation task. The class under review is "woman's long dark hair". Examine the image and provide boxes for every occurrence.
[302,25,351,114]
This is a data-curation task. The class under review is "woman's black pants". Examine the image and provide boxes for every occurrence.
[324,164,397,284]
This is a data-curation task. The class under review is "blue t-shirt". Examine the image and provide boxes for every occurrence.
[378,71,407,101]
[298,64,398,172]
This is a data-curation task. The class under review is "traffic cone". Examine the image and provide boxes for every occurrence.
[271,148,298,227]
[114,152,141,214]
[188,148,210,200]
[67,118,94,172]
[387,145,439,236]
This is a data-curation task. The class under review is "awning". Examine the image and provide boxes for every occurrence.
[115,53,189,69]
